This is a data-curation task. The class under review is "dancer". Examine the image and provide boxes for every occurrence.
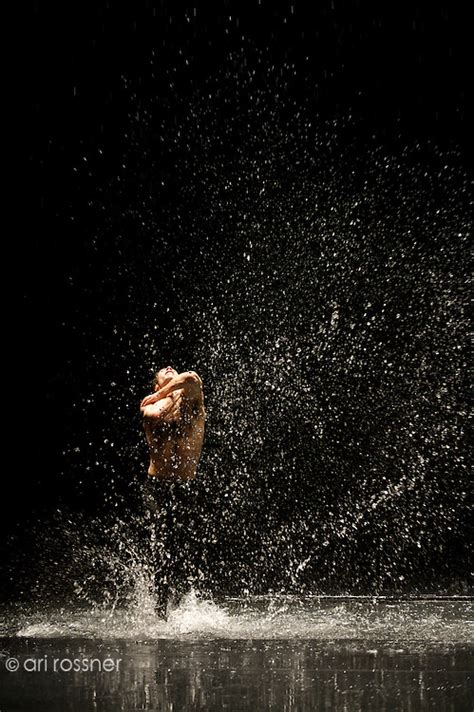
[139,367,205,616]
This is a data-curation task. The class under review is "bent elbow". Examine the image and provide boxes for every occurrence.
[184,371,201,385]
[183,372,203,396]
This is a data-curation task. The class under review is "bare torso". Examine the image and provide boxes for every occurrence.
[140,372,205,481]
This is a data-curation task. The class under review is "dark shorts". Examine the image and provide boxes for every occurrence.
[141,476,198,518]
[141,476,201,609]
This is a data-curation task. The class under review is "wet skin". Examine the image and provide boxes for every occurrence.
[140,369,205,480]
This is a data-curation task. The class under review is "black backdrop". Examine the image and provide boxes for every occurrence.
[7,1,470,599]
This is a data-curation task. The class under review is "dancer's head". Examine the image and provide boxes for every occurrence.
[152,366,178,391]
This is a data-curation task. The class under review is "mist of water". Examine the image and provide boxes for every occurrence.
[6,58,470,609]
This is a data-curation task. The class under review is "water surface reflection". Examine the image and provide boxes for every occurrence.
[1,638,471,711]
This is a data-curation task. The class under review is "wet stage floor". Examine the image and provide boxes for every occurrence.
[0,596,472,711]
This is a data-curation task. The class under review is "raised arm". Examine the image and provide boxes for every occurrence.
[142,371,204,409]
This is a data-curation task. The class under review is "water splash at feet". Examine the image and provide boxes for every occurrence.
[8,591,472,643]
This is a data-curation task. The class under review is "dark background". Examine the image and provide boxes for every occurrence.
[7,1,471,599]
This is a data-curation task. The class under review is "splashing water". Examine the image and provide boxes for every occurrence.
[2,521,471,643]
[5,59,470,611]
[4,590,471,644]
[7,15,471,712]
[53,71,470,594]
